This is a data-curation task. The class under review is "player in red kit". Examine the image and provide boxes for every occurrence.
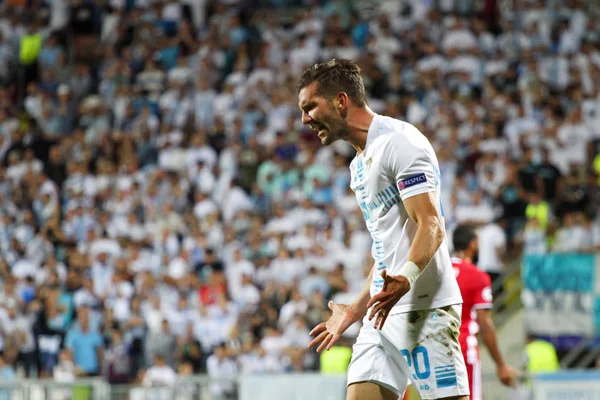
[451,224,518,399]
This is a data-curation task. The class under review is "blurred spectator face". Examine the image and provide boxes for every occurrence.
[178,362,193,376]
[233,248,243,261]
[8,152,19,166]
[151,296,160,310]
[23,209,34,225]
[563,213,575,227]
[81,277,92,291]
[78,307,89,330]
[241,274,252,286]
[97,253,109,265]
[154,354,166,367]
[59,349,72,363]
[214,345,226,360]
[529,192,542,204]
[541,148,551,163]
[48,271,60,288]
[177,297,187,311]
[131,297,141,313]
[48,146,61,163]
[6,305,16,320]
[111,330,122,345]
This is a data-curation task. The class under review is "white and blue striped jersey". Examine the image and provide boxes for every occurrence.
[349,114,462,314]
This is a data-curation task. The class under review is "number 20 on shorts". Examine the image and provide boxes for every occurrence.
[400,346,431,380]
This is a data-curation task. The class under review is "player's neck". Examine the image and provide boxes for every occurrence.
[454,251,472,263]
[345,106,376,154]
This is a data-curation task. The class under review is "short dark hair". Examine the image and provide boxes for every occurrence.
[453,224,477,251]
[297,59,367,106]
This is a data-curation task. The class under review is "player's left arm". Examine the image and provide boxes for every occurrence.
[477,308,518,387]
[477,308,505,367]
[475,273,518,387]
[403,192,445,271]
[367,196,443,328]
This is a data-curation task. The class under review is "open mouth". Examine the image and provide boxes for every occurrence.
[310,123,327,138]
[310,123,324,131]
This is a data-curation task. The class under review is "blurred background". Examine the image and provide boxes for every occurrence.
[0,0,599,399]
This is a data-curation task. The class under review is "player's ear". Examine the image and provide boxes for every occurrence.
[335,92,349,116]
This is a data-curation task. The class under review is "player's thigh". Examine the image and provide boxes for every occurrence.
[347,320,408,398]
[347,381,398,400]
[380,305,470,400]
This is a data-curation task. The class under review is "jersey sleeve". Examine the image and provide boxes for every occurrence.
[381,128,437,201]
[473,271,493,309]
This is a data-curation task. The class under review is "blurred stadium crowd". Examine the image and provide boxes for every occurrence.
[0,0,599,392]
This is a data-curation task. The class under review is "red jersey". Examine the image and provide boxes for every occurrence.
[452,257,493,365]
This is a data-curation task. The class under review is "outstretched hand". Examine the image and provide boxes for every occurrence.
[308,301,363,352]
[366,270,411,330]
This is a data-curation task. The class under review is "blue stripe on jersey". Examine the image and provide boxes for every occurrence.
[435,365,457,388]
[434,365,455,372]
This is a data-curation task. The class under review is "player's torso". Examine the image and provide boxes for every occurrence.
[452,258,483,354]
[349,116,461,313]
[350,137,402,271]
[349,129,414,294]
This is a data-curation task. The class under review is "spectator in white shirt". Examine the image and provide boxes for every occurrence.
[519,218,547,255]
[557,107,590,168]
[143,296,164,335]
[138,353,178,400]
[239,344,284,374]
[553,212,589,253]
[143,354,177,387]
[442,18,478,51]
[207,343,238,400]
[225,248,255,298]
[233,274,261,313]
[477,218,507,299]
[454,190,495,226]
[53,349,78,400]
[167,297,196,339]
[278,288,308,329]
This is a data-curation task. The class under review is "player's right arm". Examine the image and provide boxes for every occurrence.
[349,265,374,317]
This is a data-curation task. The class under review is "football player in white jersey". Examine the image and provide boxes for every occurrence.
[298,59,469,400]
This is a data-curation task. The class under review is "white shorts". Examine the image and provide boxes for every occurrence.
[347,304,470,400]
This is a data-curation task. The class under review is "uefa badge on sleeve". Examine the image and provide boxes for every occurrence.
[397,173,427,191]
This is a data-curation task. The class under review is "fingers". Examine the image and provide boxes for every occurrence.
[309,322,326,337]
[317,333,333,353]
[308,330,329,349]
[506,371,518,387]
[375,308,390,330]
[502,376,515,387]
[326,333,341,351]
[381,269,388,290]
[499,368,519,387]
[375,312,383,330]
[366,293,383,309]
[368,299,386,320]
[327,300,334,311]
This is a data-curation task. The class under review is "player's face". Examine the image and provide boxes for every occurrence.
[298,82,348,146]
